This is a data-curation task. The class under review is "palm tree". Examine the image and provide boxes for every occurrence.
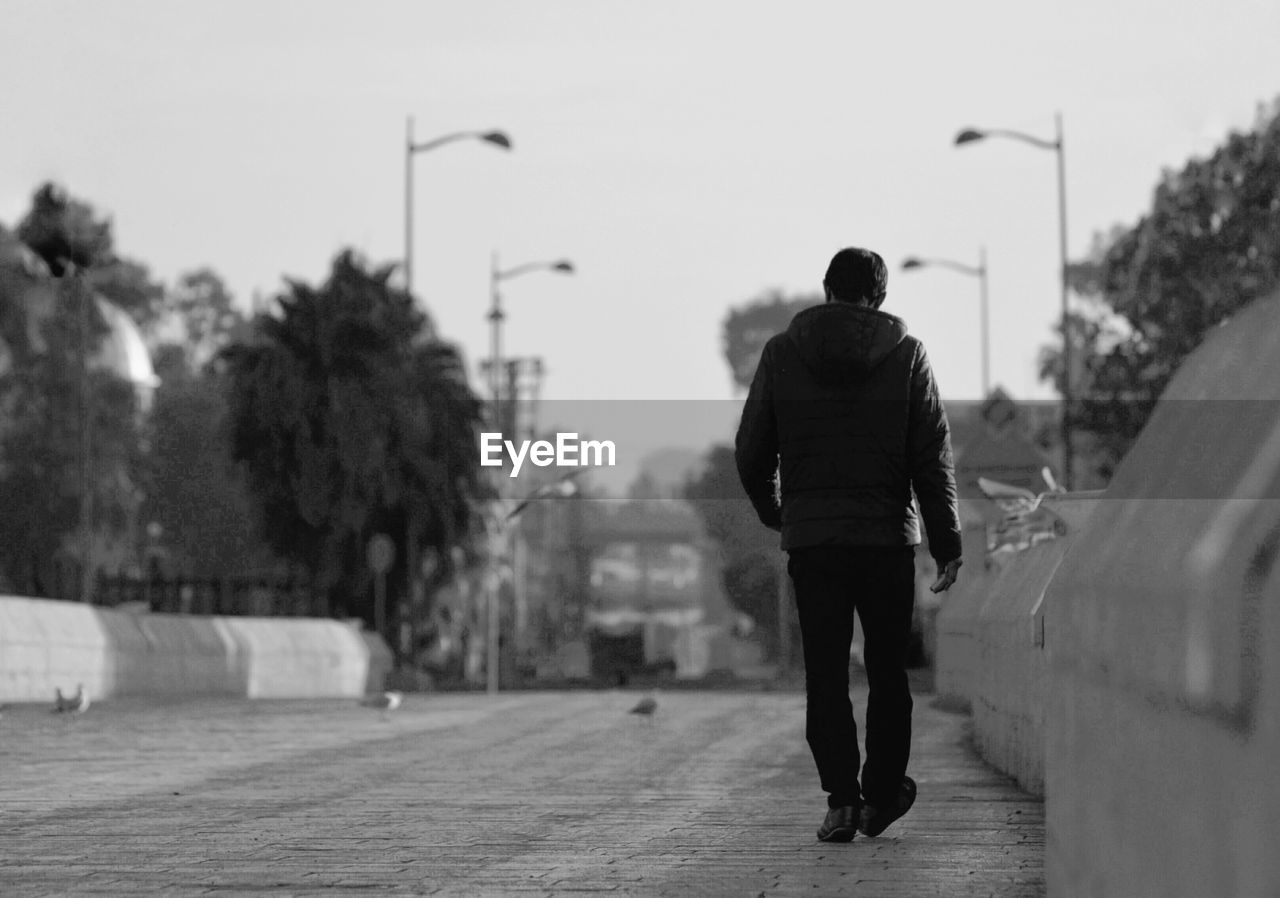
[221,250,489,637]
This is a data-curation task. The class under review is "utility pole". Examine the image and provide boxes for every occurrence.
[65,264,95,603]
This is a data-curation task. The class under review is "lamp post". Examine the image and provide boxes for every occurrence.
[402,120,509,644]
[488,255,575,437]
[403,117,511,295]
[483,472,581,695]
[901,248,990,396]
[60,263,95,603]
[485,255,575,694]
[955,113,1072,490]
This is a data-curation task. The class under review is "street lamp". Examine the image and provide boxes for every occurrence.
[485,255,575,695]
[504,471,581,522]
[401,119,508,667]
[488,255,575,434]
[954,113,1073,490]
[57,262,95,603]
[901,249,990,396]
[483,471,581,695]
[403,117,512,295]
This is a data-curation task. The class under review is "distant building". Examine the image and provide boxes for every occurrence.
[91,295,159,409]
[0,229,158,405]
[578,499,734,681]
[949,387,1055,497]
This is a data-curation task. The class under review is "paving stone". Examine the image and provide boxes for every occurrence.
[0,688,1043,896]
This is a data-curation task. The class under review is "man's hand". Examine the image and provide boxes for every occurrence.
[930,558,962,593]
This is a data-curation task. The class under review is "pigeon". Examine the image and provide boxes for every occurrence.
[504,470,583,522]
[978,466,1063,516]
[360,691,403,712]
[54,684,90,713]
[629,695,658,718]
[978,472,1066,554]
[977,477,1050,517]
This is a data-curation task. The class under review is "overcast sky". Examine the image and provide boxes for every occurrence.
[3,0,1277,417]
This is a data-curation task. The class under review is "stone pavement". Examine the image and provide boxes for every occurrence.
[0,685,1043,896]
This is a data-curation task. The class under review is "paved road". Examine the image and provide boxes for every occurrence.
[0,687,1043,896]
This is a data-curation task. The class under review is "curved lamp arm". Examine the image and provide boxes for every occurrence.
[412,130,512,154]
[901,256,984,277]
[955,127,1059,152]
[495,259,575,282]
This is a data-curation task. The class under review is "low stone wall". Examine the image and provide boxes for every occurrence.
[934,496,1100,796]
[217,617,390,699]
[976,496,1098,796]
[1044,293,1280,897]
[95,609,243,698]
[0,595,391,703]
[0,596,110,702]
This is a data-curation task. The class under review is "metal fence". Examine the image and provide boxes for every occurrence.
[92,573,319,617]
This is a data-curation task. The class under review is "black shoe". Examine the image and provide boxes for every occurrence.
[858,776,916,837]
[816,805,859,842]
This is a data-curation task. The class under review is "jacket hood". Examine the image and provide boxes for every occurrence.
[786,302,909,384]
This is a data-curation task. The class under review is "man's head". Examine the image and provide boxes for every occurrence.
[823,247,888,309]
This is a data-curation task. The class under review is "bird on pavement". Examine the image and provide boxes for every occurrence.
[629,695,658,719]
[54,684,90,713]
[360,691,403,712]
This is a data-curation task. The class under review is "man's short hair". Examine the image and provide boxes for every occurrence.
[824,247,888,307]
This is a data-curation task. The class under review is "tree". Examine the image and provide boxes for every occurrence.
[164,268,243,369]
[0,274,142,595]
[684,445,795,664]
[0,189,147,596]
[92,257,166,336]
[15,182,166,331]
[141,353,273,580]
[1039,99,1280,482]
[722,291,817,390]
[15,183,113,275]
[700,289,816,660]
[141,267,275,581]
[221,250,489,638]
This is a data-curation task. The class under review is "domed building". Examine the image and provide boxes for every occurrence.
[0,230,159,404]
[91,294,160,410]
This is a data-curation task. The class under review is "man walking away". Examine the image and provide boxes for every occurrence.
[735,247,962,842]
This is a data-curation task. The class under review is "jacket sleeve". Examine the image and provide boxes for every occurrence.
[734,341,782,531]
[907,343,962,563]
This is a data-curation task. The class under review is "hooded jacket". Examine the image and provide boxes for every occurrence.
[734,301,962,563]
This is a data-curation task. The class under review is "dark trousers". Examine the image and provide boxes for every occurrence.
[787,545,916,810]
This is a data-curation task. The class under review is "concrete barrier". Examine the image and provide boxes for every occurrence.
[0,596,110,702]
[96,610,243,697]
[972,493,1099,796]
[1044,292,1280,897]
[217,617,385,699]
[0,595,391,703]
[934,495,1100,795]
